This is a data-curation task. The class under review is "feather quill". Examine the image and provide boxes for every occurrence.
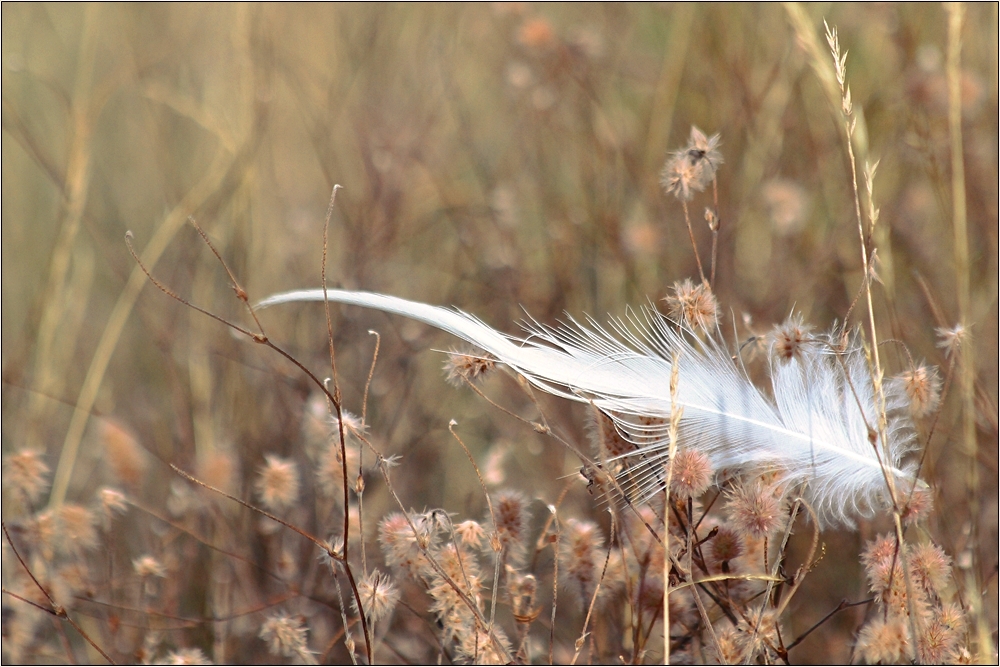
[256,289,918,527]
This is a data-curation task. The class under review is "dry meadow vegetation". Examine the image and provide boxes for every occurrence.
[2,4,998,664]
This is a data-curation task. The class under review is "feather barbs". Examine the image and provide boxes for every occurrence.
[255,289,920,528]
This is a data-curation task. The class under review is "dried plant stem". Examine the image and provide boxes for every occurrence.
[946,8,991,656]
[48,147,238,509]
[681,200,707,286]
[662,352,683,665]
[28,4,98,441]
[447,421,502,629]
[3,522,115,664]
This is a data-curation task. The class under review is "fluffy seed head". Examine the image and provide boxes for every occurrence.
[708,527,744,569]
[900,484,934,526]
[58,504,98,554]
[352,568,400,623]
[558,518,604,603]
[935,323,968,359]
[664,279,718,332]
[101,419,148,488]
[3,449,50,504]
[660,127,723,201]
[725,479,784,538]
[589,408,637,460]
[857,616,909,665]
[97,488,128,523]
[259,613,312,660]
[735,607,782,660]
[491,489,531,566]
[133,555,167,578]
[255,455,300,511]
[454,520,486,549]
[669,448,713,499]
[770,315,816,363]
[379,512,433,576]
[907,541,952,598]
[894,365,942,418]
[162,648,212,665]
[444,349,497,387]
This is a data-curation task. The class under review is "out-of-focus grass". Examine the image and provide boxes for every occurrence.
[2,4,997,663]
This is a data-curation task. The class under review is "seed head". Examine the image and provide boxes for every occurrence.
[379,512,434,576]
[707,526,744,570]
[589,408,637,460]
[3,449,50,504]
[725,479,784,538]
[491,489,531,566]
[454,520,486,549]
[444,349,497,387]
[770,314,816,363]
[664,278,718,332]
[259,613,313,661]
[857,616,909,665]
[900,484,934,526]
[133,555,167,578]
[669,448,713,499]
[660,127,723,201]
[97,488,128,524]
[101,419,148,488]
[894,364,941,418]
[162,648,212,665]
[558,518,604,603]
[352,568,400,623]
[254,455,299,511]
[935,323,968,359]
[907,541,952,598]
[58,504,98,554]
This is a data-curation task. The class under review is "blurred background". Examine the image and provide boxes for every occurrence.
[2,3,997,663]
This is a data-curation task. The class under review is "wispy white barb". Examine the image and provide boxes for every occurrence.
[256,289,918,527]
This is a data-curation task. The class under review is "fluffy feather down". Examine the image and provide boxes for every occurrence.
[256,289,918,527]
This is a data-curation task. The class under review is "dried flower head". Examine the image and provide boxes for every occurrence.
[379,512,434,576]
[133,555,167,578]
[935,323,968,359]
[770,314,816,363]
[455,624,511,665]
[857,616,909,665]
[735,606,782,660]
[254,455,300,511]
[589,408,637,460]
[491,489,531,566]
[101,419,148,488]
[162,647,212,665]
[725,479,784,538]
[352,568,400,623]
[707,526,744,570]
[900,483,934,526]
[507,567,538,619]
[660,127,723,201]
[97,488,128,523]
[58,504,98,554]
[558,518,604,603]
[454,520,486,549]
[894,364,942,418]
[669,448,713,499]
[664,278,718,332]
[907,541,952,598]
[259,613,313,661]
[3,449,50,504]
[444,349,497,387]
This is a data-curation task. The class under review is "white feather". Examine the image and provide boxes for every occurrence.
[255,288,918,527]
